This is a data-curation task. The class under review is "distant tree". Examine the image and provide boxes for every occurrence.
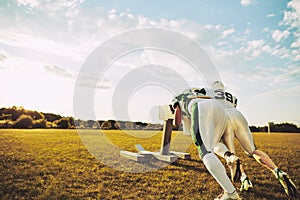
[53,118,71,129]
[270,122,300,133]
[11,106,26,120]
[26,110,44,120]
[98,120,105,127]
[100,120,117,130]
[14,114,34,128]
[93,121,101,129]
[100,121,110,130]
[86,120,95,129]
[0,120,12,128]
[145,123,163,130]
[0,113,12,120]
[125,121,134,130]
[43,113,62,122]
[109,120,116,129]
[74,119,85,128]
[46,121,54,128]
[134,121,147,130]
[249,126,260,132]
[261,126,268,132]
[0,107,44,121]
[115,121,126,130]
[0,106,23,121]
[68,117,75,128]
[33,119,47,128]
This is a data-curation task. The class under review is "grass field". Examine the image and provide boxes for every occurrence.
[0,129,299,200]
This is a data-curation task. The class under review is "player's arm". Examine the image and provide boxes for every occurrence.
[174,102,182,127]
[173,106,191,136]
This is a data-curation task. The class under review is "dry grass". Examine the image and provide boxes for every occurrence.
[0,129,299,199]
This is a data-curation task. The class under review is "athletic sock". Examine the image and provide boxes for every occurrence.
[241,173,247,181]
[274,167,279,176]
[213,142,230,158]
[203,153,235,193]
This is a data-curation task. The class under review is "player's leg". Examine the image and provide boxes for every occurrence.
[252,149,298,196]
[213,141,241,183]
[191,101,240,199]
[220,111,252,189]
[215,115,243,183]
[235,111,297,197]
[214,139,253,191]
[233,112,277,171]
[220,122,243,183]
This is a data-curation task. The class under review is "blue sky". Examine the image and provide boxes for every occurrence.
[0,0,299,126]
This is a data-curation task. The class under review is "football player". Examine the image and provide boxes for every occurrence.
[173,88,241,200]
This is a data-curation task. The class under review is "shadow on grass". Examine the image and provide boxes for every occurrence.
[171,159,207,173]
[248,181,293,200]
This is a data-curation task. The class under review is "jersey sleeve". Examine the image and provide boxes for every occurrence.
[181,115,191,136]
[172,88,207,117]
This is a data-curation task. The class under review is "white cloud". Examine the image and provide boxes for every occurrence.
[289,0,300,15]
[44,64,76,78]
[266,13,275,18]
[244,28,251,35]
[112,49,203,84]
[0,30,86,64]
[293,54,300,61]
[271,29,290,42]
[255,85,300,98]
[240,0,256,7]
[0,49,8,61]
[291,49,300,61]
[1,2,241,72]
[262,27,269,33]
[16,0,39,9]
[222,28,235,38]
[291,36,300,48]
[270,66,300,86]
[16,0,86,12]
[243,39,265,58]
[281,0,300,29]
[271,46,290,59]
[238,39,291,60]
[78,77,112,89]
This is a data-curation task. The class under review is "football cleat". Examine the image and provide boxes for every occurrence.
[275,169,298,197]
[214,190,241,200]
[226,154,241,182]
[240,176,253,191]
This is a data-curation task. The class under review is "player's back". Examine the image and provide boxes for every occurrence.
[207,88,237,110]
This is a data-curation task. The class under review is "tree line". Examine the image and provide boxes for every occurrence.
[249,123,300,133]
[0,106,163,130]
[0,106,299,132]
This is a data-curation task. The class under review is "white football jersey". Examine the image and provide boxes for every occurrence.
[207,88,238,109]
[172,87,207,117]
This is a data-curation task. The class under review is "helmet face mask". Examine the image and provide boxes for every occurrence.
[211,81,225,91]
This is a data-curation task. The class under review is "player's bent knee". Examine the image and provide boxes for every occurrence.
[244,150,254,157]
[198,145,211,159]
[243,146,256,157]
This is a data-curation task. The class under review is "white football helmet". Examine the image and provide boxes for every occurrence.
[211,81,225,91]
